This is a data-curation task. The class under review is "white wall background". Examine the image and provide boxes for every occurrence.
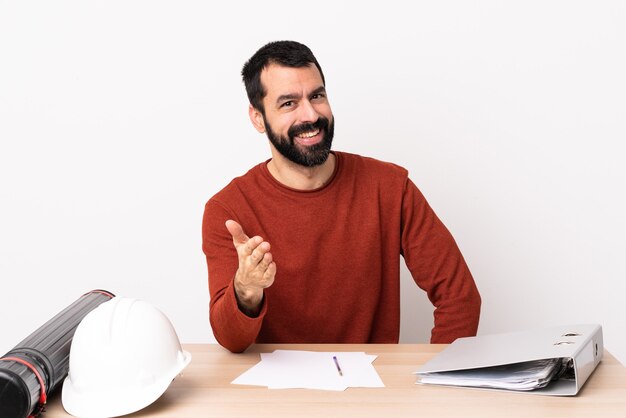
[1,1,625,364]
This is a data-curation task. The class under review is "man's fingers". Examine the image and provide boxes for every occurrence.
[225,220,249,244]
[247,241,270,264]
[255,251,273,270]
[266,261,276,278]
[264,262,276,287]
[226,220,266,258]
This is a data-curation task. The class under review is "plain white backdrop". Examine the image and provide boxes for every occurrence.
[1,1,625,364]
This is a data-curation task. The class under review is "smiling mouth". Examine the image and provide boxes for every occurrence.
[294,128,322,146]
[296,129,320,139]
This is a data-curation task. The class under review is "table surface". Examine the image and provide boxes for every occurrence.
[43,344,626,418]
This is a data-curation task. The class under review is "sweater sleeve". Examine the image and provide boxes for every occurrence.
[401,178,481,343]
[202,199,267,352]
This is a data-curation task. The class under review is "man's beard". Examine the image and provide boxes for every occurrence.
[264,115,334,167]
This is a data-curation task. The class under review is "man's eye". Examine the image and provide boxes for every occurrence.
[281,101,294,108]
[311,93,325,100]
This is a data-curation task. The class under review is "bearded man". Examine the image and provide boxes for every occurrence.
[202,40,481,353]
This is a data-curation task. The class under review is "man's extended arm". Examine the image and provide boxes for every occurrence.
[202,200,276,352]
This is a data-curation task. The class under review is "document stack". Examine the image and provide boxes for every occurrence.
[418,357,572,391]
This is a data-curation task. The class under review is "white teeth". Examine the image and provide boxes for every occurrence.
[297,129,319,138]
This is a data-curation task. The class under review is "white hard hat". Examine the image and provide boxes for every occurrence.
[62,297,191,418]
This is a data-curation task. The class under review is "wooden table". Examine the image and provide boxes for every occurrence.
[43,344,626,418]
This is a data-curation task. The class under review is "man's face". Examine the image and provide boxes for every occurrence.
[254,63,334,167]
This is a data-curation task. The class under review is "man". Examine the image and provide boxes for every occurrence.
[202,41,481,353]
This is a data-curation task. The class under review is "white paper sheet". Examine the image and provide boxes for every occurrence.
[232,350,385,391]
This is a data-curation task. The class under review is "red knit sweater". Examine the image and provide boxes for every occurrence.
[202,152,481,352]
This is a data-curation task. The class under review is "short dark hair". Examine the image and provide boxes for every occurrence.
[241,40,326,113]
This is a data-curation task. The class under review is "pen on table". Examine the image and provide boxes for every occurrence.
[333,355,343,376]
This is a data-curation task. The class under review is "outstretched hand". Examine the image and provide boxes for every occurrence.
[225,220,276,316]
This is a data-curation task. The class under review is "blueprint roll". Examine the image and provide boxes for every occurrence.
[0,289,115,418]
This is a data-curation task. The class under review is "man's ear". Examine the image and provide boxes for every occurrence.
[249,105,266,133]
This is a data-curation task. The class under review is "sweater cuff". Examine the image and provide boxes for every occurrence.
[227,279,267,327]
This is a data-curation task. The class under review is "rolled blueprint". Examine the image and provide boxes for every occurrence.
[0,289,115,418]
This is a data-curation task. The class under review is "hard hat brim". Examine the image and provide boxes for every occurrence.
[61,350,191,418]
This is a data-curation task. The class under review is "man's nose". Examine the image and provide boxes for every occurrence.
[297,99,318,123]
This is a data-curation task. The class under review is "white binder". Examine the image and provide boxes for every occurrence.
[415,324,603,396]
